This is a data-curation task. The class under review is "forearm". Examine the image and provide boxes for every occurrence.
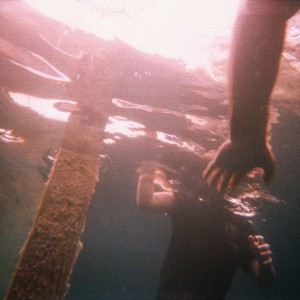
[229,0,288,146]
[137,173,175,212]
[251,259,276,289]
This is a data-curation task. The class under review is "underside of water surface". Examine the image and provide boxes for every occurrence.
[0,1,300,299]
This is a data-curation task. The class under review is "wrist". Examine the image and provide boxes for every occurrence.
[139,173,155,181]
[230,136,267,149]
[259,255,273,266]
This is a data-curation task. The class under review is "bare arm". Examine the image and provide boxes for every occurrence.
[230,0,288,147]
[136,161,175,213]
[203,0,300,192]
[248,235,276,289]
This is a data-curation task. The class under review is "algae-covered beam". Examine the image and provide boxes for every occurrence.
[5,55,114,300]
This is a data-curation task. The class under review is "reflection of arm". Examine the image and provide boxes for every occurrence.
[136,168,175,213]
[0,57,71,99]
[229,0,290,147]
[0,1,80,79]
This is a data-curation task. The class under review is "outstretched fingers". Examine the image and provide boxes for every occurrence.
[202,160,216,180]
[220,171,235,193]
[231,171,244,188]
[209,168,224,189]
[203,163,244,192]
[203,163,234,192]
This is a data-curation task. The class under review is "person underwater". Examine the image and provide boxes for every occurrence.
[137,160,275,299]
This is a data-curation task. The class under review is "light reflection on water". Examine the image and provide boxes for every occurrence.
[0,129,25,143]
[24,0,240,69]
[8,88,278,219]
[10,92,71,122]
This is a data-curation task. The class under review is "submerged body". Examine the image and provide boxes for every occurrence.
[137,161,275,299]
[157,197,254,299]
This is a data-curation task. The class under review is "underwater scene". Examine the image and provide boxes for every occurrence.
[0,1,300,299]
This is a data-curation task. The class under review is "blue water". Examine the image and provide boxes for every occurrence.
[61,101,299,299]
[1,70,299,299]
[0,21,300,300]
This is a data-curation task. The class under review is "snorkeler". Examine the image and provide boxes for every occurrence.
[137,161,275,299]
[203,0,300,192]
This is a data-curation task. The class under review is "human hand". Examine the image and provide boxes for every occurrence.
[202,140,275,192]
[248,235,273,265]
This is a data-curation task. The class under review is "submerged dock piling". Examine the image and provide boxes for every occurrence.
[5,54,113,300]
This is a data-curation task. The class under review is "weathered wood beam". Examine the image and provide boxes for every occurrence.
[5,56,113,300]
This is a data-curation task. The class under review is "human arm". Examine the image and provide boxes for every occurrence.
[136,161,175,213]
[203,0,300,192]
[248,234,276,289]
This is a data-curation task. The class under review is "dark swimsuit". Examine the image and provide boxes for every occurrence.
[156,195,255,300]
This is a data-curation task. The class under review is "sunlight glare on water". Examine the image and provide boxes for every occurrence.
[25,0,240,69]
[10,93,71,122]
[18,0,241,124]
